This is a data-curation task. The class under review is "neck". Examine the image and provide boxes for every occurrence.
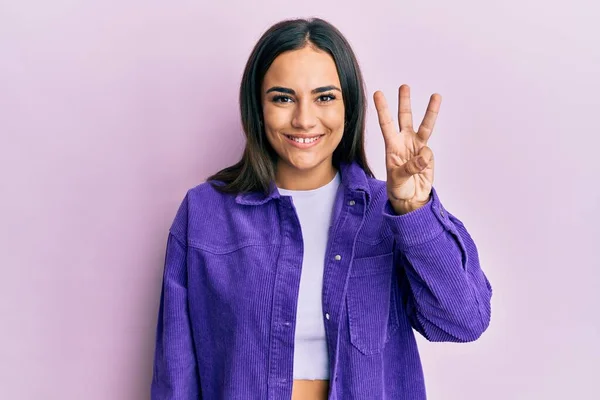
[275,160,337,191]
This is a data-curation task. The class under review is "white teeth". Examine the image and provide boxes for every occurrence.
[288,136,320,144]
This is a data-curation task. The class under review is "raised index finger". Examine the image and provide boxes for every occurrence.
[373,91,398,145]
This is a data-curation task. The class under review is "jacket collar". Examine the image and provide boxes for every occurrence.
[235,161,371,206]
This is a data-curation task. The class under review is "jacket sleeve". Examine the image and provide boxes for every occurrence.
[383,186,492,342]
[151,194,201,398]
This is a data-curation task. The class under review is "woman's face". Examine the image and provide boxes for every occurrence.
[261,46,345,176]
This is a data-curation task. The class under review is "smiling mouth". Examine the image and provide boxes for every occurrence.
[284,134,324,144]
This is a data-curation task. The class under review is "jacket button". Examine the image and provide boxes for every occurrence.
[325,313,330,320]
[348,200,355,206]
[334,255,342,261]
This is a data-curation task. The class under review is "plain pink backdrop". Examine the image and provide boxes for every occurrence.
[1,1,599,399]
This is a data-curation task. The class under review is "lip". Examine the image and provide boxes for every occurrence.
[284,134,325,149]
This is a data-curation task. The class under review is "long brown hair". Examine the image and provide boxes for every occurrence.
[207,17,373,195]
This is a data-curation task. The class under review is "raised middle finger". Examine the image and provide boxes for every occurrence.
[398,84,413,132]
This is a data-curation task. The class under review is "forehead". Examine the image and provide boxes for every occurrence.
[262,46,341,90]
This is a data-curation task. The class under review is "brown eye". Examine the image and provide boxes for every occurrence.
[272,95,293,103]
[318,94,336,102]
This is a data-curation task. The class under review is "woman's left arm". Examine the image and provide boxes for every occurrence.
[383,186,492,342]
[373,85,492,341]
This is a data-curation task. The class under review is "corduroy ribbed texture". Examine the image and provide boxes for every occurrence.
[150,161,493,399]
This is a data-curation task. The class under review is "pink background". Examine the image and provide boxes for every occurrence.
[1,1,599,399]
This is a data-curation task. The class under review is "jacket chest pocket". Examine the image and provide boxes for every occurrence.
[346,251,399,355]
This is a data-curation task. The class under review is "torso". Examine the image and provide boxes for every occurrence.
[291,380,329,400]
[174,163,421,398]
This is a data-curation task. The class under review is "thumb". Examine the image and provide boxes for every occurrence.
[390,146,433,186]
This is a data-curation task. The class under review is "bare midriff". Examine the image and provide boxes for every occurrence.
[291,379,330,400]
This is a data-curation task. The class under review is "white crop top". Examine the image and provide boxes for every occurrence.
[277,171,341,380]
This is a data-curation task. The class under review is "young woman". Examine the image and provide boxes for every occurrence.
[151,17,492,400]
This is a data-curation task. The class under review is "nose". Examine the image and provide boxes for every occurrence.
[291,99,317,130]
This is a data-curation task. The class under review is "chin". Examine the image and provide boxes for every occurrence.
[284,156,326,172]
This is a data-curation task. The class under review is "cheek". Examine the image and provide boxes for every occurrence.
[262,110,287,148]
[321,105,345,131]
[263,103,288,123]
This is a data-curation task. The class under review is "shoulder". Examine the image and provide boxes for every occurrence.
[186,180,235,206]
[169,181,278,251]
[169,180,236,242]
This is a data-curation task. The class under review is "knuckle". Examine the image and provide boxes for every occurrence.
[379,118,394,128]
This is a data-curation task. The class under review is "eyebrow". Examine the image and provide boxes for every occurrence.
[265,85,341,95]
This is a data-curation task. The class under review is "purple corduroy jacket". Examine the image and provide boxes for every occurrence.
[151,161,492,399]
